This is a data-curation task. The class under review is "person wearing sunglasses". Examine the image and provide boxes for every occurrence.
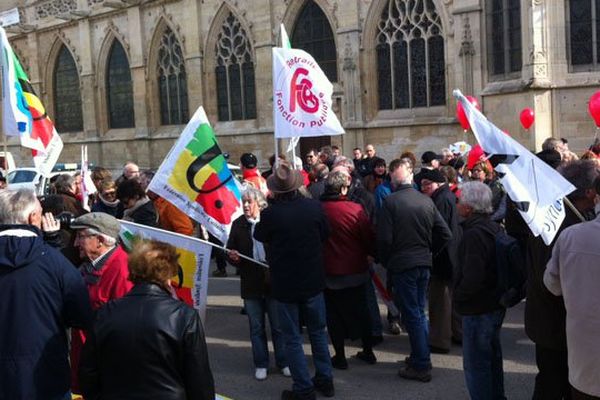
[91,180,119,217]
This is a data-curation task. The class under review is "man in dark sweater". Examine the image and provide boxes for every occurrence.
[254,163,332,400]
[454,181,505,400]
[377,158,451,382]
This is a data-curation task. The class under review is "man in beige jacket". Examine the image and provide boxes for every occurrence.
[544,178,600,400]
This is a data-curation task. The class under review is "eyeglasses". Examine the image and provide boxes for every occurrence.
[102,191,116,197]
[306,155,314,158]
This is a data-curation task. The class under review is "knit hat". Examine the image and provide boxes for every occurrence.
[420,168,446,183]
[240,153,258,169]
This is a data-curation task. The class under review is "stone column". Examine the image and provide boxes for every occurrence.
[528,0,552,151]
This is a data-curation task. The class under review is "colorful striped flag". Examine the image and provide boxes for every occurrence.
[0,26,63,175]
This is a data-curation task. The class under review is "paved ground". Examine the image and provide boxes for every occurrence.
[204,267,537,400]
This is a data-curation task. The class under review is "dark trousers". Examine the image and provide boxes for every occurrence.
[533,345,571,400]
[208,233,227,271]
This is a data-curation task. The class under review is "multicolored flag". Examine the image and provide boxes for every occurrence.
[148,106,242,244]
[120,220,212,321]
[0,26,63,176]
[454,89,575,245]
[272,26,344,139]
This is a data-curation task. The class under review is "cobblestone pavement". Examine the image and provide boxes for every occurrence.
[204,269,537,400]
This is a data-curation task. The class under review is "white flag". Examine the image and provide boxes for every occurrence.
[120,220,212,321]
[453,89,576,245]
[272,45,344,138]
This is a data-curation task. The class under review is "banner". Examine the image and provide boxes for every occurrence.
[148,106,242,244]
[272,35,344,139]
[120,220,212,321]
[0,26,63,176]
[454,89,575,244]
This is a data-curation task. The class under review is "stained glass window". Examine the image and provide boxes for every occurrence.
[376,0,446,110]
[215,12,256,121]
[54,45,83,132]
[291,0,338,82]
[106,40,134,129]
[487,0,521,78]
[158,27,188,125]
[567,0,600,69]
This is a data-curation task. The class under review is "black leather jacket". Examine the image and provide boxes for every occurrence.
[79,283,215,400]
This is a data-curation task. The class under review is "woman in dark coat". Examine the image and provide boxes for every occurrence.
[320,170,377,369]
[227,188,289,381]
[116,178,158,227]
[79,239,215,400]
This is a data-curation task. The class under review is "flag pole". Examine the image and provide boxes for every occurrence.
[563,197,586,223]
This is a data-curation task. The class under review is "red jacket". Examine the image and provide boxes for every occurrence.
[321,196,375,276]
[71,246,133,393]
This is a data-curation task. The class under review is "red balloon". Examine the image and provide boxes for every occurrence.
[588,91,600,127]
[456,96,481,131]
[520,108,535,130]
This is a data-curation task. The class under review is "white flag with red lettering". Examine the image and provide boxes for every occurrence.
[272,44,344,138]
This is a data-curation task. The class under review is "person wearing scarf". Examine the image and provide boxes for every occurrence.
[91,180,120,217]
[226,188,290,381]
[363,158,388,193]
[116,178,158,227]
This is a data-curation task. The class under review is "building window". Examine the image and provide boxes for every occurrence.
[568,0,600,69]
[376,0,446,110]
[215,12,256,121]
[291,0,338,82]
[487,0,521,78]
[54,45,83,132]
[158,27,188,125]
[106,40,134,129]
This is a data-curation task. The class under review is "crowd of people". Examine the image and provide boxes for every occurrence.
[0,136,599,400]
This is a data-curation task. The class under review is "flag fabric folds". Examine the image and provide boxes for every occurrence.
[148,106,242,244]
[0,26,63,175]
[272,27,344,139]
[453,89,575,245]
[120,220,212,321]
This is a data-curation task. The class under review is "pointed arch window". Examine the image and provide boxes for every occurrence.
[376,0,446,110]
[106,40,134,129]
[215,12,256,121]
[54,45,83,132]
[567,0,600,70]
[487,0,521,78]
[158,27,189,125]
[291,0,338,82]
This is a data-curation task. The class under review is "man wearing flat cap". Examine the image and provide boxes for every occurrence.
[414,151,443,191]
[69,212,133,395]
[254,163,333,400]
[420,168,462,355]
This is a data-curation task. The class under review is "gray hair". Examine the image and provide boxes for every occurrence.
[558,159,600,200]
[84,227,117,246]
[542,138,563,152]
[325,171,350,194]
[459,181,493,214]
[0,189,39,224]
[54,174,75,194]
[242,188,268,210]
[311,163,329,180]
[332,156,355,172]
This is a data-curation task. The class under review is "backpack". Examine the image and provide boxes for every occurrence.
[494,230,527,308]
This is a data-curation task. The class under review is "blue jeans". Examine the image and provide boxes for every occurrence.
[392,267,431,371]
[462,309,506,400]
[277,293,332,394]
[365,277,383,336]
[244,297,288,369]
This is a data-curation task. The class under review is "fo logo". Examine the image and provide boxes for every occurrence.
[275,56,330,129]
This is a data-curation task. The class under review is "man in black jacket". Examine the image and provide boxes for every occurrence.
[419,168,462,354]
[454,181,505,400]
[255,163,332,400]
[377,158,452,382]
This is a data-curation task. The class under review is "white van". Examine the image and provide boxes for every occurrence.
[7,164,78,196]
